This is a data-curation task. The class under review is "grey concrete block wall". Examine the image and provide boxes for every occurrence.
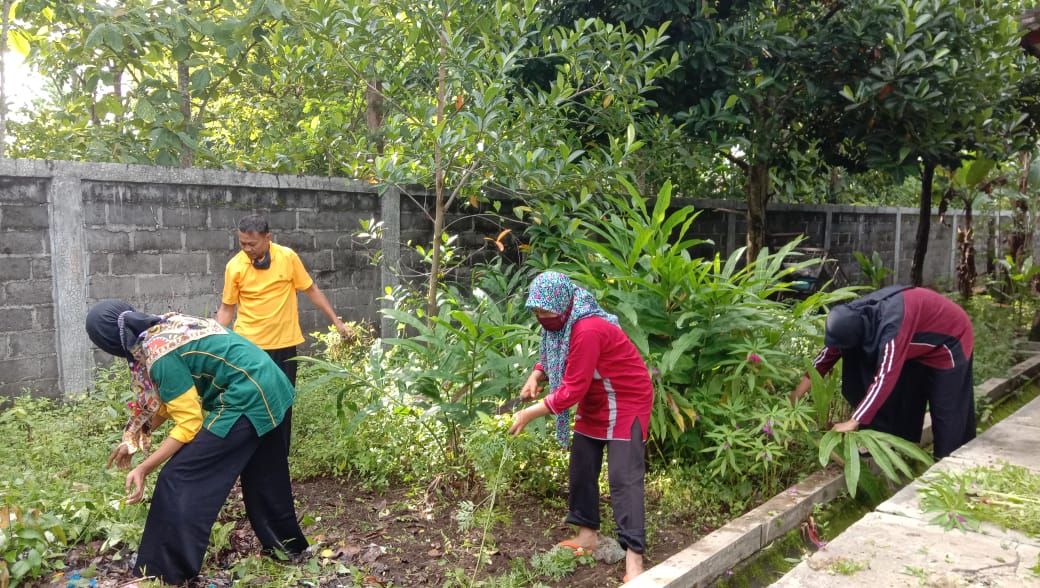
[0,177,58,398]
[687,199,1014,288]
[0,159,1035,401]
[0,159,386,400]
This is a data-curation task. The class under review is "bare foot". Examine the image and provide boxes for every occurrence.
[559,526,598,552]
[624,549,644,581]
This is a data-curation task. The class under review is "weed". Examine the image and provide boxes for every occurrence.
[918,462,1040,537]
[828,557,867,575]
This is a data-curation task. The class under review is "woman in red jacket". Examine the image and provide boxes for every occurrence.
[509,271,653,582]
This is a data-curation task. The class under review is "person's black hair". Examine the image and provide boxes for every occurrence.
[238,214,270,234]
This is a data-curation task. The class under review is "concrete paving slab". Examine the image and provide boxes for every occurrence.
[876,457,974,519]
[994,393,1040,423]
[949,415,1040,472]
[773,511,1040,587]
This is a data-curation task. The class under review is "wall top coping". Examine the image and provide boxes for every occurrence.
[0,157,1007,219]
[684,197,1006,217]
[0,158,377,193]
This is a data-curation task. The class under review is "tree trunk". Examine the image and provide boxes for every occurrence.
[366,79,384,155]
[0,0,12,159]
[745,160,770,263]
[425,28,448,321]
[956,200,976,298]
[985,214,996,276]
[910,161,936,286]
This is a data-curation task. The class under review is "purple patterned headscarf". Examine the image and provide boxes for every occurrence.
[525,271,618,446]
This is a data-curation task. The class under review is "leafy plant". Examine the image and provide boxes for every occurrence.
[817,429,933,499]
[521,177,856,499]
[804,362,850,431]
[0,504,68,587]
[853,251,893,289]
[462,414,564,499]
[828,557,868,575]
[379,281,536,466]
[308,320,376,365]
[992,255,1040,323]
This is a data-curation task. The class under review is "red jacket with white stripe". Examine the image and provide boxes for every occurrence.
[811,287,974,425]
[540,316,653,441]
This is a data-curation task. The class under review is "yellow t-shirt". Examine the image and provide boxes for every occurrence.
[221,242,314,349]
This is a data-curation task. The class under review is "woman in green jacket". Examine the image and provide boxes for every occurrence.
[86,299,308,585]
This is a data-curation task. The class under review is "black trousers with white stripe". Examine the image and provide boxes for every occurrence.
[850,357,975,459]
[133,412,307,585]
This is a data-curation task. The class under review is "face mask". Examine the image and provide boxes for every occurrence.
[251,251,271,270]
[538,315,567,331]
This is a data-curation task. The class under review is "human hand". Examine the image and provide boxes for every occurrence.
[335,321,357,341]
[509,408,531,436]
[125,467,148,504]
[519,374,544,401]
[107,443,133,470]
[831,418,860,433]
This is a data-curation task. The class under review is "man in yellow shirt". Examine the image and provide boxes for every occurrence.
[217,214,354,385]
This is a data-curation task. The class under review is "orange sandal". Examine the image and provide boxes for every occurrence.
[555,539,589,556]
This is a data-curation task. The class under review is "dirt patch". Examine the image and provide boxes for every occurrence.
[52,475,707,587]
[288,476,706,587]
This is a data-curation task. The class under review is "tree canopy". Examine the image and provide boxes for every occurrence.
[4,0,1040,284]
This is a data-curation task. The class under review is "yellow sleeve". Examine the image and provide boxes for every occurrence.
[221,256,242,305]
[164,386,204,443]
[289,249,314,291]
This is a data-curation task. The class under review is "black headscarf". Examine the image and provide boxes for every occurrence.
[85,299,162,360]
[823,285,912,353]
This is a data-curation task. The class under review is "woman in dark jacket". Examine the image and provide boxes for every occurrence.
[790,285,975,458]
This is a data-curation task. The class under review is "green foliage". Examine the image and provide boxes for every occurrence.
[0,390,152,586]
[292,354,445,487]
[853,252,894,289]
[804,362,850,431]
[992,255,1040,321]
[961,293,1030,384]
[308,320,376,365]
[828,558,868,576]
[648,464,749,531]
[11,0,292,166]
[297,259,544,485]
[462,414,567,500]
[379,273,538,463]
[522,178,855,499]
[0,504,68,587]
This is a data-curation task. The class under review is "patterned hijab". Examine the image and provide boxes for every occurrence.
[86,300,226,454]
[525,272,619,446]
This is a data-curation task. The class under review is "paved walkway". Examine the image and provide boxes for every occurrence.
[773,394,1040,587]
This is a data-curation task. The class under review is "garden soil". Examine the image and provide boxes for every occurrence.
[50,475,708,588]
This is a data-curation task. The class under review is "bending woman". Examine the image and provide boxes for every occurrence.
[86,299,308,585]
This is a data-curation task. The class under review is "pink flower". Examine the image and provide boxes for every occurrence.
[747,353,762,364]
